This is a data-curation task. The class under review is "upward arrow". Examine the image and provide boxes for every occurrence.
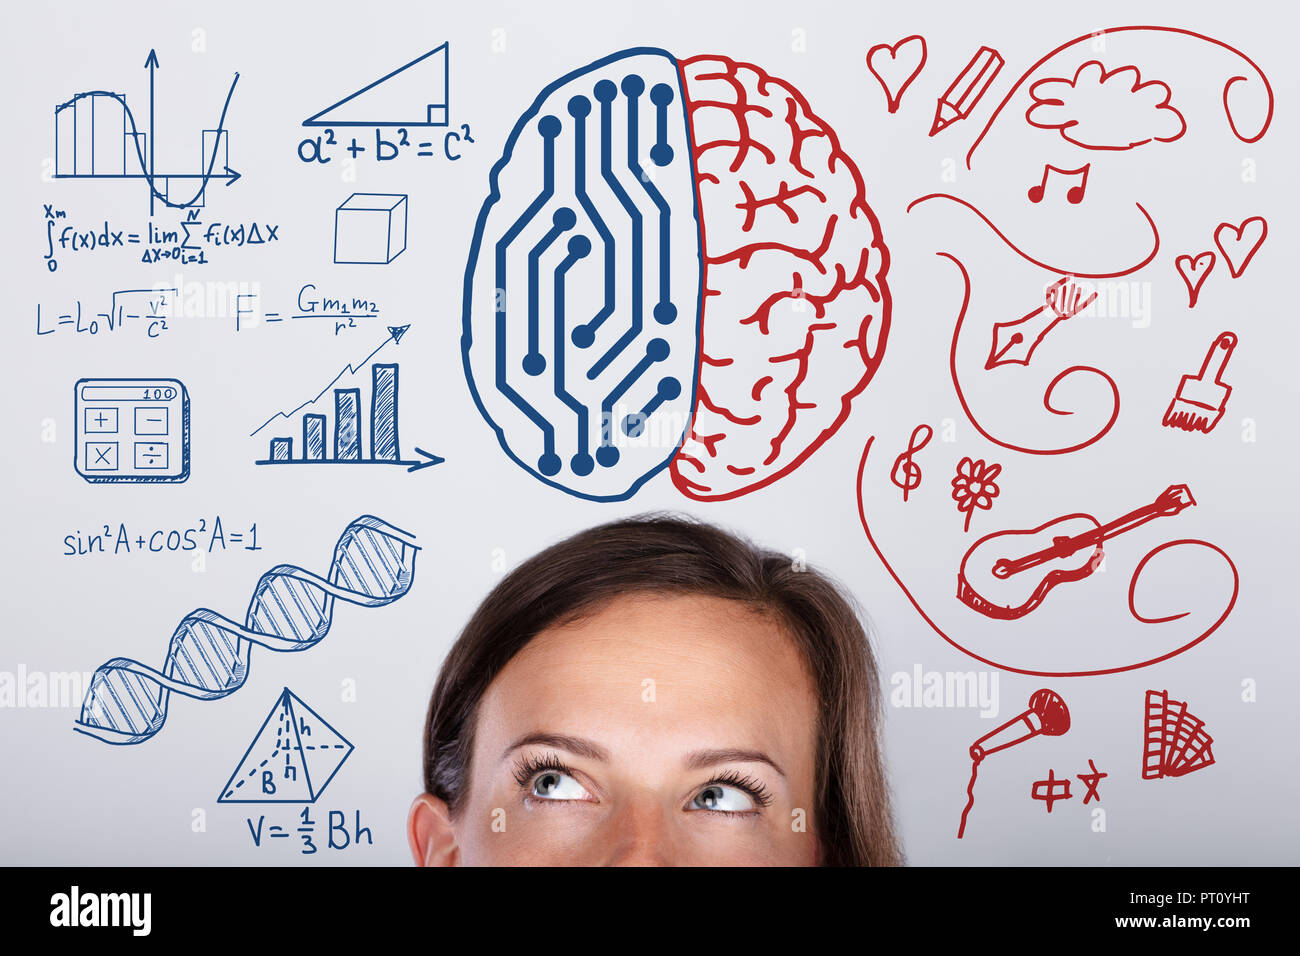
[250,325,413,438]
[144,49,159,216]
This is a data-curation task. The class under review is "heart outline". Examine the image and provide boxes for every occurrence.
[1175,251,1215,308]
[1213,216,1267,278]
[867,35,927,114]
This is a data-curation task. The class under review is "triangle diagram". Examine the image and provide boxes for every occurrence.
[218,688,354,803]
[303,43,449,127]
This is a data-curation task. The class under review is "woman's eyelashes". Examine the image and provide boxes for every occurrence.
[510,755,775,816]
[512,753,595,804]
[687,771,774,816]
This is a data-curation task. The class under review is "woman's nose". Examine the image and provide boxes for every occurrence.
[600,796,678,866]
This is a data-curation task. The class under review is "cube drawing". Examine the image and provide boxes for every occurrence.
[334,192,408,264]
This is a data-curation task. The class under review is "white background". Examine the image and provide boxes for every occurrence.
[1,0,1295,864]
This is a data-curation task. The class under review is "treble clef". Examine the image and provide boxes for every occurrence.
[890,423,933,502]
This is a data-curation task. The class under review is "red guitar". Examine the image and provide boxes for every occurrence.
[957,485,1195,620]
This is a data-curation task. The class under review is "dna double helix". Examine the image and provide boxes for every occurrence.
[75,516,419,745]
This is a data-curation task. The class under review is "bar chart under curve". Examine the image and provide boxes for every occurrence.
[252,325,443,472]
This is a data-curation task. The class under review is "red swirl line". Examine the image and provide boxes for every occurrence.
[1129,539,1239,625]
[909,193,1160,279]
[938,251,1119,456]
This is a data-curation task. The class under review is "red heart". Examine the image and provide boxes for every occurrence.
[1213,216,1267,278]
[867,35,927,114]
[1175,252,1215,308]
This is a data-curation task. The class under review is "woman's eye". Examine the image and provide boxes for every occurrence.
[529,770,591,801]
[689,784,757,813]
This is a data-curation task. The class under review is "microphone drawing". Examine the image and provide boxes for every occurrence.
[958,688,1071,838]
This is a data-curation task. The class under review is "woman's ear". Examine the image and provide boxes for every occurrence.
[408,793,460,866]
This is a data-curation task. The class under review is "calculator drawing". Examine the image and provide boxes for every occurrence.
[74,378,191,483]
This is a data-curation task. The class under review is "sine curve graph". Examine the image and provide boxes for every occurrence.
[74,516,418,745]
[54,74,241,211]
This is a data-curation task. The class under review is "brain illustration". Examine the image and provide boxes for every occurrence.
[463,47,890,501]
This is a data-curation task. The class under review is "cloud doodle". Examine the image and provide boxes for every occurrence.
[1026,60,1186,150]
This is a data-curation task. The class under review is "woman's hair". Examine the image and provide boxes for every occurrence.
[421,513,901,866]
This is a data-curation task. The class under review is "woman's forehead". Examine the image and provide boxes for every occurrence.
[471,592,819,765]
[517,592,806,682]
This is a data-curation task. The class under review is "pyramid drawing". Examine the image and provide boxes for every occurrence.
[218,688,353,803]
[1141,689,1215,780]
[303,43,449,127]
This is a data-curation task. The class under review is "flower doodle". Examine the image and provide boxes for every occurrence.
[951,457,1002,532]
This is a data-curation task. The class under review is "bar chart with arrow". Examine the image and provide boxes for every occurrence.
[251,324,444,473]
[53,48,242,213]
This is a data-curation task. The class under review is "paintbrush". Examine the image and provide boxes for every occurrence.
[1162,331,1237,433]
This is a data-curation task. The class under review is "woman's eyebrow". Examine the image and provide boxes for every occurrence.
[500,732,610,762]
[685,748,786,778]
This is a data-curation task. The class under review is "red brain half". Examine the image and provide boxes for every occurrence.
[672,55,891,500]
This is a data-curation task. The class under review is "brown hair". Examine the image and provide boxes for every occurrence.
[421,513,901,866]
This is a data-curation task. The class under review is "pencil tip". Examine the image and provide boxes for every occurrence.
[929,102,948,137]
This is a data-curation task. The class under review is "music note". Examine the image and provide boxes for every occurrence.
[890,423,933,502]
[1028,163,1090,204]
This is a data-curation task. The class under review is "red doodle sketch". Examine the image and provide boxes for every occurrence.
[1128,539,1238,625]
[1025,61,1186,150]
[1143,690,1216,779]
[1175,251,1215,308]
[889,423,932,502]
[951,456,1002,532]
[671,55,892,502]
[866,35,927,114]
[1027,163,1090,204]
[987,276,1097,370]
[958,688,1070,838]
[967,26,1274,170]
[1077,759,1107,804]
[957,484,1195,621]
[909,196,1160,280]
[939,252,1119,456]
[1162,332,1237,434]
[930,46,1004,136]
[1213,216,1267,278]
[856,438,1240,676]
[1031,769,1073,812]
